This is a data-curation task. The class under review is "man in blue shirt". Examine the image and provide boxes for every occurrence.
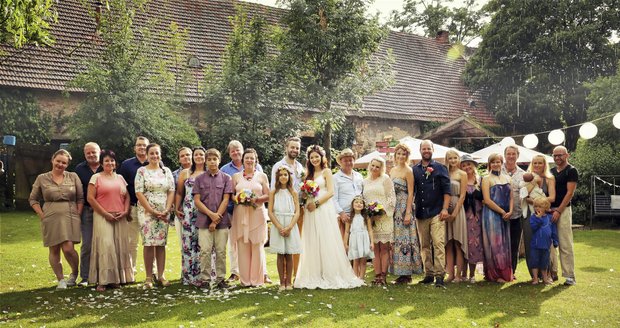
[74,142,102,286]
[118,136,149,274]
[412,140,451,287]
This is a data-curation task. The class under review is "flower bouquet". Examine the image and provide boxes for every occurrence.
[366,201,385,226]
[234,189,257,208]
[300,180,320,205]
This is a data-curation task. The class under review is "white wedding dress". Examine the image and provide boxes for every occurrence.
[294,175,364,289]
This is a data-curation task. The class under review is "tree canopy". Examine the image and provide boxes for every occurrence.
[68,0,199,164]
[200,7,304,167]
[0,0,57,48]
[464,0,620,151]
[389,0,485,45]
[278,0,393,161]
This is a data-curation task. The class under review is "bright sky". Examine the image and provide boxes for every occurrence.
[242,0,486,23]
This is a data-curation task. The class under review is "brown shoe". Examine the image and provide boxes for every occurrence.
[227,274,239,282]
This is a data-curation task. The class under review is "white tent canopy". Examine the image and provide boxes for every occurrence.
[353,137,472,168]
[471,143,554,164]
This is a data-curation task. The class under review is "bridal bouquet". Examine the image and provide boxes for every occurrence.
[366,201,386,218]
[234,189,257,208]
[300,180,320,205]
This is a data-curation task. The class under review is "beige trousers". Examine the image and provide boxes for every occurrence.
[199,228,228,283]
[417,215,446,277]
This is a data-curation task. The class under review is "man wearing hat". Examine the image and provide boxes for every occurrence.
[333,148,364,240]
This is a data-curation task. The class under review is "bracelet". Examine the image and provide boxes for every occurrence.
[314,200,320,208]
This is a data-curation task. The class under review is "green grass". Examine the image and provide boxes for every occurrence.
[1,211,619,327]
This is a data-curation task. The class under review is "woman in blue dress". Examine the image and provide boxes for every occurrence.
[481,153,514,283]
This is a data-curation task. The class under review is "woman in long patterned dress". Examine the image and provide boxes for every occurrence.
[29,149,83,290]
[87,149,133,291]
[481,153,514,283]
[389,144,422,284]
[135,143,175,289]
[460,155,484,283]
[231,148,269,287]
[444,149,468,283]
[363,157,396,286]
[174,147,206,286]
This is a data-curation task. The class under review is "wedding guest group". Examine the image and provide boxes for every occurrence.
[30,135,578,292]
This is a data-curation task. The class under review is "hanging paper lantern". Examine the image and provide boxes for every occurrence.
[522,134,538,149]
[548,129,565,145]
[614,112,620,129]
[500,137,516,146]
[579,122,598,139]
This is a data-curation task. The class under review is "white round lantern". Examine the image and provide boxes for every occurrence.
[501,137,516,146]
[579,122,598,139]
[522,134,539,149]
[548,129,565,145]
[613,112,620,129]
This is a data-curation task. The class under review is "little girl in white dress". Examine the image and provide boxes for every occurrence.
[267,166,301,291]
[344,196,375,280]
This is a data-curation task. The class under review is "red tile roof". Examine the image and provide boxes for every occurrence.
[0,0,495,125]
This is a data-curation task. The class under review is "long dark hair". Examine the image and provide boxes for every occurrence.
[305,145,327,181]
[274,165,295,195]
[349,195,369,227]
[190,146,206,174]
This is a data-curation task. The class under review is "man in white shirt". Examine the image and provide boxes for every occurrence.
[332,148,363,240]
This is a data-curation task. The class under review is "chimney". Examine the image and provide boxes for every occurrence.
[95,1,103,26]
[435,30,449,44]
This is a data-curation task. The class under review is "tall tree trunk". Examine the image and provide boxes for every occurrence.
[323,122,332,168]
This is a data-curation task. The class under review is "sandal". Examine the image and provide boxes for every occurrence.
[143,278,154,289]
[96,285,107,292]
[159,278,171,287]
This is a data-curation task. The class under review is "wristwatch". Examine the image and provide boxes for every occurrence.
[314,200,320,208]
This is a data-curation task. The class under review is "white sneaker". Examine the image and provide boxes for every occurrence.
[564,278,576,286]
[57,280,68,290]
[469,277,476,284]
[66,273,77,287]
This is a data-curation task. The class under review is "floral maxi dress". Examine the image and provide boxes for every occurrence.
[181,176,201,285]
[390,178,423,275]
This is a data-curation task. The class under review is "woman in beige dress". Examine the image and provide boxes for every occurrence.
[87,149,133,291]
[363,157,396,285]
[444,149,468,282]
[29,149,84,290]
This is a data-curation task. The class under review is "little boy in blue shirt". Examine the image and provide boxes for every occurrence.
[529,197,558,285]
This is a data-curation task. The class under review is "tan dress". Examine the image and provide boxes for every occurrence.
[88,173,134,285]
[446,179,468,257]
[363,174,396,243]
[29,171,84,247]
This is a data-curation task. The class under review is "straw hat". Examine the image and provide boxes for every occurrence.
[336,148,356,166]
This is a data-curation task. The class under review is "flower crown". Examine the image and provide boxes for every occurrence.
[277,165,294,175]
[306,144,325,156]
[353,195,365,202]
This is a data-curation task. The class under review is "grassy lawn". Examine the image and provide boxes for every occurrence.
[1,211,619,327]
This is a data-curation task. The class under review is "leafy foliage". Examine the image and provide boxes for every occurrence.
[68,0,199,164]
[278,0,393,161]
[0,0,57,48]
[200,8,304,167]
[389,0,485,45]
[571,65,620,223]
[0,89,51,144]
[464,0,620,151]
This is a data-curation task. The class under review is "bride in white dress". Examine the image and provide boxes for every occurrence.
[294,145,363,289]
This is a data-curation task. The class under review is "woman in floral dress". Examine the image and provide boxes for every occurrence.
[389,144,422,284]
[135,143,175,288]
[174,147,206,286]
[460,154,484,283]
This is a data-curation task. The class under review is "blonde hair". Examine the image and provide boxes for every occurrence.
[52,149,72,162]
[444,149,461,171]
[367,157,386,176]
[394,143,411,164]
[527,154,552,178]
[487,153,503,165]
[534,197,551,211]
